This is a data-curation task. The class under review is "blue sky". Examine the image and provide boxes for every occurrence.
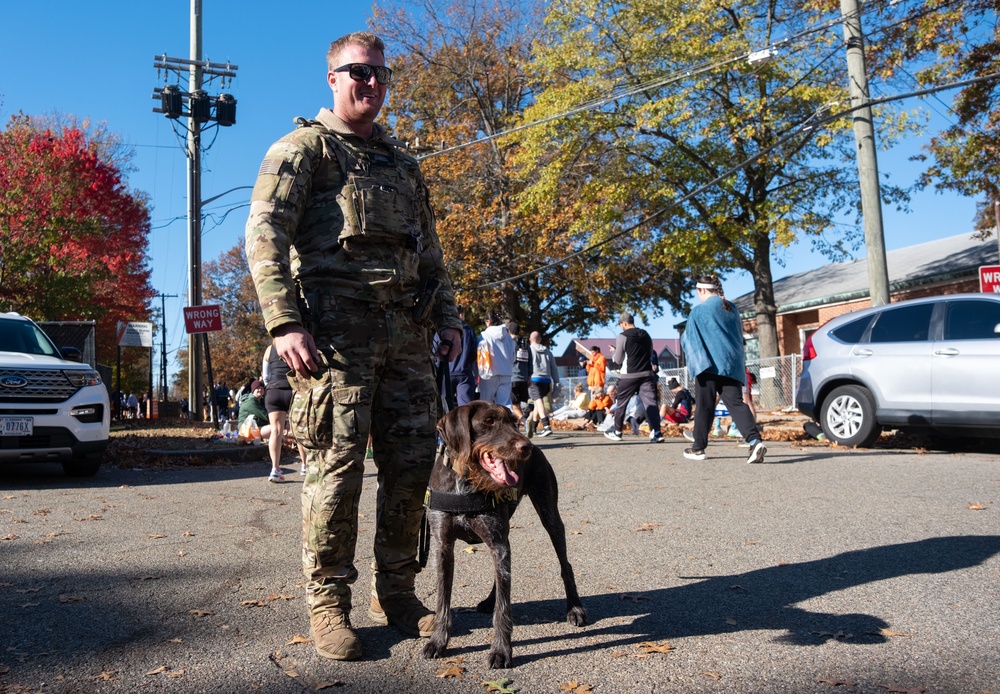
[0,1,980,378]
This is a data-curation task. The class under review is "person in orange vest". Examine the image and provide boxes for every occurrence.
[584,346,607,397]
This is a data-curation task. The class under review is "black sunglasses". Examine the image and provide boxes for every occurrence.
[334,63,393,85]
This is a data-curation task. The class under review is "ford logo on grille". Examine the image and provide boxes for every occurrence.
[0,375,29,389]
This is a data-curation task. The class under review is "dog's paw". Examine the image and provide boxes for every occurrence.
[487,648,513,669]
[422,639,448,660]
[567,605,587,627]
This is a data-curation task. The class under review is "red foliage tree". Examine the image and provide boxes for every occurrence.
[0,114,155,366]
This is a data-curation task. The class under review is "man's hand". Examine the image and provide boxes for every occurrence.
[438,327,462,363]
[272,323,319,375]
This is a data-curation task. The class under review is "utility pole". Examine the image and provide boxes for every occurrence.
[151,0,237,420]
[155,293,179,401]
[841,0,890,306]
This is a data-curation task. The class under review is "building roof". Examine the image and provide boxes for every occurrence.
[731,232,1000,314]
[556,337,681,366]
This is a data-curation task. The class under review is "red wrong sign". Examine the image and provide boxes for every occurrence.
[184,305,223,333]
[980,265,1000,294]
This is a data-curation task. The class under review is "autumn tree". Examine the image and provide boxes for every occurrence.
[851,0,1000,231]
[0,113,155,366]
[372,0,677,340]
[517,0,918,359]
[172,241,270,394]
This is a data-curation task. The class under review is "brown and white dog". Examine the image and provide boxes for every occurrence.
[421,401,587,668]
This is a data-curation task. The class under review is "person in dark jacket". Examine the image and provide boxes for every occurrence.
[604,312,663,443]
[448,307,479,406]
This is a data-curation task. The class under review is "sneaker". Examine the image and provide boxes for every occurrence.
[727,423,741,438]
[682,429,695,442]
[745,440,767,464]
[368,593,435,637]
[683,448,706,460]
[604,430,623,442]
[268,470,285,483]
[300,463,308,475]
[650,432,664,444]
[527,419,537,439]
[537,426,553,437]
[311,608,362,661]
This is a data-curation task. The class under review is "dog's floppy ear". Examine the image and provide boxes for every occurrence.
[437,405,474,473]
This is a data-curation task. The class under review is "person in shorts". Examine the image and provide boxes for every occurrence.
[262,344,308,482]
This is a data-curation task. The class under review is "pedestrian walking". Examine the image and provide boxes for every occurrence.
[679,275,766,463]
[476,309,515,408]
[603,312,664,443]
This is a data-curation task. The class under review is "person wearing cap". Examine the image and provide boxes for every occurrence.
[604,312,664,443]
[660,377,694,424]
[679,274,766,464]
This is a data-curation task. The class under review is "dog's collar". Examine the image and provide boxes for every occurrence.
[424,442,520,513]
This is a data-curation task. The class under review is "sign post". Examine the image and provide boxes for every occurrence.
[980,265,1000,293]
[116,322,154,420]
[183,305,223,429]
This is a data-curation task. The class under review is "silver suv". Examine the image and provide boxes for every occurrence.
[796,294,1000,447]
[0,312,110,476]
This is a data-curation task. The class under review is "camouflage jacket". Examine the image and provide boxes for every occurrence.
[245,109,461,335]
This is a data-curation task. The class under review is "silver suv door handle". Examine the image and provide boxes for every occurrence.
[854,348,874,357]
[934,348,960,356]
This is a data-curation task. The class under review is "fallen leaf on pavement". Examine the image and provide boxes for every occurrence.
[817,678,858,687]
[637,641,675,654]
[91,670,118,681]
[702,672,722,680]
[619,593,651,602]
[634,522,661,532]
[968,502,986,511]
[167,668,185,679]
[15,588,40,593]
[77,515,103,521]
[876,685,926,694]
[241,600,266,608]
[482,678,519,693]
[436,665,465,678]
[725,616,737,625]
[182,530,195,536]
[286,634,311,645]
[813,630,853,640]
[464,546,477,554]
[148,534,166,539]
[146,665,169,676]
[876,628,909,638]
[1,534,18,541]
[137,575,159,581]
[560,680,594,693]
[59,595,86,603]
[165,638,183,644]
[188,609,214,618]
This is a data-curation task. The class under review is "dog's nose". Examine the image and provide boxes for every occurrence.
[515,439,532,456]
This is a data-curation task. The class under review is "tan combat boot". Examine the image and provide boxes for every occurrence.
[368,593,435,637]
[311,608,362,660]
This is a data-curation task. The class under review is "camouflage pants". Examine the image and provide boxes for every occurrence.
[290,302,437,615]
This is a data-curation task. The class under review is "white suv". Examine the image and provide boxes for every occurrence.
[0,312,110,476]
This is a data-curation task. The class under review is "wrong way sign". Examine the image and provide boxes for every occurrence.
[980,265,1000,293]
[184,305,223,334]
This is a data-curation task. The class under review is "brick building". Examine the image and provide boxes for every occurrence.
[726,232,1000,359]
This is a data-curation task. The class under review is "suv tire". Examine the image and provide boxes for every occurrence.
[820,384,879,448]
[62,455,102,477]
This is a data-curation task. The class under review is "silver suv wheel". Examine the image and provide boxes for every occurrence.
[820,384,879,448]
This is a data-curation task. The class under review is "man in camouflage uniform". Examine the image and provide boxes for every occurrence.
[245,31,463,661]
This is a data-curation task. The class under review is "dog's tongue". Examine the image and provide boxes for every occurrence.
[482,452,519,487]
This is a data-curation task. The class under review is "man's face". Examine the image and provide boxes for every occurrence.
[328,43,388,128]
[252,387,264,399]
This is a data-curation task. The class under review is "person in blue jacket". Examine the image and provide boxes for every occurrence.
[680,275,766,464]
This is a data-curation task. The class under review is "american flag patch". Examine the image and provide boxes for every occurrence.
[258,158,282,176]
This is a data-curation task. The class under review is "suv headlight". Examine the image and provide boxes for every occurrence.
[64,369,103,387]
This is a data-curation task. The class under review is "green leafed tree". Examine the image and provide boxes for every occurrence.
[372,0,679,340]
[517,0,915,358]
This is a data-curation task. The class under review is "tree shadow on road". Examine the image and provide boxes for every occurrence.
[498,534,1000,664]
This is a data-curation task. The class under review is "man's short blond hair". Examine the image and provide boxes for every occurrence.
[327,32,386,72]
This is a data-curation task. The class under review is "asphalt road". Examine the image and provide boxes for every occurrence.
[1,433,998,693]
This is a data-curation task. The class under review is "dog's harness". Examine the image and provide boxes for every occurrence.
[418,442,521,567]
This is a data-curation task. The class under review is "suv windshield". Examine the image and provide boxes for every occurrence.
[0,317,61,357]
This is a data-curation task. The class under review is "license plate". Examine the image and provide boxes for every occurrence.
[0,417,33,437]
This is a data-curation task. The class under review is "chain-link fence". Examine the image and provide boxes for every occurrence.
[557,354,801,412]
